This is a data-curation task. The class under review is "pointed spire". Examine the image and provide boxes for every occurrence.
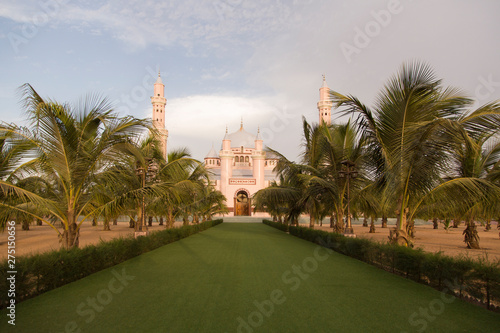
[256,126,262,141]
[223,125,229,140]
[155,70,163,85]
[322,74,328,88]
[240,117,243,130]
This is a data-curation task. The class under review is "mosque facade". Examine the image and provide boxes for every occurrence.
[151,72,332,216]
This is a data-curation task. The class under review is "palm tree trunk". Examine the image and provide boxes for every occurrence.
[334,209,344,233]
[159,217,164,226]
[309,214,315,228]
[103,218,111,231]
[112,218,118,226]
[22,219,30,230]
[167,209,174,228]
[484,220,491,231]
[432,218,438,229]
[129,217,135,228]
[148,216,153,227]
[330,215,334,228]
[369,217,376,233]
[362,217,368,227]
[62,203,80,249]
[463,217,480,249]
[381,216,387,228]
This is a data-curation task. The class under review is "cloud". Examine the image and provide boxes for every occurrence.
[0,0,313,53]
[156,93,303,159]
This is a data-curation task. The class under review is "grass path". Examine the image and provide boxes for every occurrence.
[1,223,499,332]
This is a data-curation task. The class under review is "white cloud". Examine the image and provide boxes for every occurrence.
[159,94,303,160]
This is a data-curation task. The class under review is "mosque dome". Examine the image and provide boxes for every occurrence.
[225,123,257,148]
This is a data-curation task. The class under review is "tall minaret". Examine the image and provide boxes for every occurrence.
[151,71,168,160]
[317,74,332,125]
[252,127,265,189]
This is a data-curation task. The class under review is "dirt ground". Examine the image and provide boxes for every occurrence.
[1,220,499,262]
[0,221,184,260]
[316,222,500,262]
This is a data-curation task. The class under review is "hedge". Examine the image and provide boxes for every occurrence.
[263,219,500,311]
[0,219,222,309]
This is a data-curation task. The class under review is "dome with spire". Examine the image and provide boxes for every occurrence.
[225,122,257,148]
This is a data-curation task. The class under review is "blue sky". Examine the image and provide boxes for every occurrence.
[1,0,500,160]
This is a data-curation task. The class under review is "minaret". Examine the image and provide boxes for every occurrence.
[219,126,233,202]
[252,127,265,190]
[151,71,168,159]
[317,74,333,125]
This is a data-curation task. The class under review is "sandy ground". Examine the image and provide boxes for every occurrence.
[1,220,499,262]
[0,221,184,260]
[315,222,500,262]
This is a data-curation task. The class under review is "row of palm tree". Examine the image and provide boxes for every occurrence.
[0,84,227,249]
[254,61,500,248]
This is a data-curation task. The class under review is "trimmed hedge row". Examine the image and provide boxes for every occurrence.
[0,219,222,309]
[263,220,500,311]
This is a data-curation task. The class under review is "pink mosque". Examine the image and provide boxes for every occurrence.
[150,73,333,216]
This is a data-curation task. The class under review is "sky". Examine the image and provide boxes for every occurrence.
[1,0,499,161]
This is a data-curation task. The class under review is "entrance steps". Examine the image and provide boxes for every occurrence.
[222,216,263,223]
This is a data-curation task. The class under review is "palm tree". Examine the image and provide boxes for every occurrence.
[0,84,149,248]
[446,132,500,248]
[332,61,500,246]
[311,119,367,232]
[253,152,304,226]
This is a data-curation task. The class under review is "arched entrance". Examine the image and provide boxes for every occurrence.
[234,190,251,216]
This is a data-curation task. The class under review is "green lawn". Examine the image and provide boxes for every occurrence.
[2,223,499,332]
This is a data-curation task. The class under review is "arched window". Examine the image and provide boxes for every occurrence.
[235,156,239,162]
[245,156,249,162]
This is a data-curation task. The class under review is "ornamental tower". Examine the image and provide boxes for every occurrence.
[151,71,168,159]
[317,74,333,125]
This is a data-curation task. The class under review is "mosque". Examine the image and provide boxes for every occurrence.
[150,73,333,216]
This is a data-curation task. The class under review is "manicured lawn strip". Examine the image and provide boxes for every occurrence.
[1,223,499,332]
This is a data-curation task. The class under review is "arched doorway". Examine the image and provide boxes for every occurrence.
[234,190,250,216]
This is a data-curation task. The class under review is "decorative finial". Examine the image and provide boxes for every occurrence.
[240,117,243,130]
[225,125,228,133]
[322,74,325,81]
[257,126,260,133]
